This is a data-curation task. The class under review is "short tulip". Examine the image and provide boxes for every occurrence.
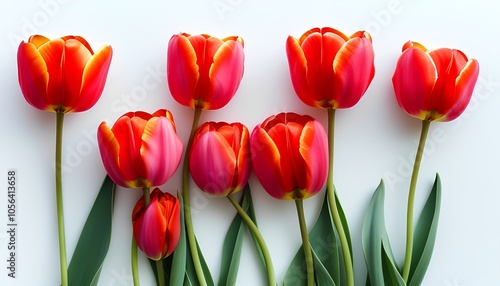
[97,109,183,189]
[189,122,251,196]
[167,33,245,110]
[286,27,375,109]
[392,41,480,122]
[251,112,328,200]
[132,188,180,260]
[17,34,112,113]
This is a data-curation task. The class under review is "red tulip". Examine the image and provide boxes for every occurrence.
[97,109,183,189]
[189,122,251,196]
[286,27,375,109]
[132,188,180,260]
[251,112,328,200]
[167,33,245,110]
[392,41,480,122]
[17,34,112,113]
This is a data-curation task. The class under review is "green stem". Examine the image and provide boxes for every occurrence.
[227,195,276,286]
[55,112,68,286]
[182,108,206,286]
[295,199,314,286]
[402,120,431,282]
[156,259,166,286]
[131,237,140,286]
[326,108,354,286]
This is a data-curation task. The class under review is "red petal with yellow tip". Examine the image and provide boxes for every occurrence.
[299,120,328,198]
[37,39,64,110]
[208,39,244,109]
[444,59,479,121]
[392,47,436,119]
[28,35,50,48]
[17,42,50,111]
[333,37,375,108]
[97,122,129,188]
[286,36,314,106]
[75,45,113,112]
[167,34,200,108]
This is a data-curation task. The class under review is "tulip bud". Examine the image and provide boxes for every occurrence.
[189,122,251,196]
[132,188,181,261]
[392,41,480,122]
[251,112,328,200]
[97,109,183,188]
[167,33,245,110]
[286,27,375,109]
[17,34,113,113]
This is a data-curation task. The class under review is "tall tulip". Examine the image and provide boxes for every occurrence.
[167,33,245,110]
[97,109,183,189]
[251,112,328,200]
[132,188,181,261]
[392,41,480,122]
[391,41,479,282]
[189,122,251,197]
[17,34,113,113]
[251,112,328,286]
[167,32,245,285]
[16,34,112,286]
[286,27,374,109]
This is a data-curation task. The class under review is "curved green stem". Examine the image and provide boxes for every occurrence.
[227,195,276,286]
[55,112,68,286]
[156,259,166,286]
[402,120,431,282]
[326,108,354,286]
[295,199,314,286]
[182,108,206,286]
[131,237,140,286]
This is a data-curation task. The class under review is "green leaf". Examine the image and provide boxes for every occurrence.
[312,248,336,286]
[334,188,353,258]
[67,175,116,286]
[218,186,253,286]
[362,181,403,286]
[408,174,442,286]
[283,191,341,286]
[242,185,266,268]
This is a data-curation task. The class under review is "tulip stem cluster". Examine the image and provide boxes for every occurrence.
[402,120,431,281]
[182,108,207,286]
[295,199,314,286]
[55,112,68,286]
[227,195,276,286]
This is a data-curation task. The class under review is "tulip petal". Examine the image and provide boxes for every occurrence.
[444,59,479,121]
[333,37,375,108]
[97,122,129,187]
[29,34,50,48]
[392,47,436,119]
[142,117,183,187]
[286,36,315,107]
[17,42,50,110]
[299,121,328,198]
[164,195,180,256]
[38,39,64,110]
[190,131,236,196]
[134,197,167,261]
[251,127,288,199]
[74,45,113,112]
[167,34,200,108]
[59,39,93,111]
[208,39,244,109]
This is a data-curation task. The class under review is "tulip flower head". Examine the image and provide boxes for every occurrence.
[97,109,183,189]
[167,33,245,110]
[17,34,113,113]
[132,188,181,261]
[251,112,328,200]
[392,41,480,122]
[286,27,375,109]
[189,122,251,196]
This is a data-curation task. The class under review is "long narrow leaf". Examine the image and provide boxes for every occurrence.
[382,242,406,286]
[284,191,341,285]
[218,188,250,286]
[242,184,266,267]
[362,181,402,286]
[312,248,336,286]
[334,188,353,257]
[408,174,442,286]
[68,175,116,286]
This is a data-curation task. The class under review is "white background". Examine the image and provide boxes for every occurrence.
[1,0,499,285]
